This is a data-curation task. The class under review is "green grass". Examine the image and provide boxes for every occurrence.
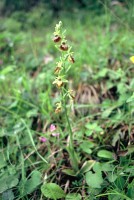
[0,3,134,200]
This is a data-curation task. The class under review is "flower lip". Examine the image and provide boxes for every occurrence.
[60,43,68,51]
[53,35,61,43]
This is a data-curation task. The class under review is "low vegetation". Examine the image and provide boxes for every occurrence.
[0,2,134,200]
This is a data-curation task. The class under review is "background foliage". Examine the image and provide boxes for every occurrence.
[0,0,134,199]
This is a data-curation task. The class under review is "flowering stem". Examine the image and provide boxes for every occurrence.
[62,89,79,171]
[62,90,73,144]
[53,21,79,172]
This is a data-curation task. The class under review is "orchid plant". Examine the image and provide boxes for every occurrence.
[52,21,79,172]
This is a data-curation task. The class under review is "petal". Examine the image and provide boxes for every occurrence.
[39,137,47,142]
[50,124,56,132]
[52,132,60,137]
[130,56,134,63]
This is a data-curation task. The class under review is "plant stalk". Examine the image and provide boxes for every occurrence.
[62,89,79,171]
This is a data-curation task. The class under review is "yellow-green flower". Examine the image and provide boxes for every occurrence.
[53,76,68,88]
[68,89,75,100]
[53,77,63,88]
[55,102,62,113]
[130,56,134,63]
[54,61,63,74]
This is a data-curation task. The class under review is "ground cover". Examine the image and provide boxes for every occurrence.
[0,3,134,200]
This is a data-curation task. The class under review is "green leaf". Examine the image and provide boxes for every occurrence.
[109,68,124,80]
[127,145,134,155]
[0,154,7,169]
[97,150,114,159]
[80,160,96,174]
[86,171,103,188]
[12,122,25,135]
[81,141,94,148]
[66,146,79,171]
[101,163,114,172]
[41,183,65,200]
[2,189,14,200]
[0,128,6,137]
[124,166,134,175]
[96,68,108,78]
[62,169,77,176]
[85,123,103,136]
[101,108,113,118]
[112,131,120,146]
[26,109,38,118]
[85,130,93,136]
[115,176,125,190]
[0,65,15,75]
[23,170,42,194]
[66,193,81,200]
[0,175,19,193]
[107,173,117,182]
[85,123,103,132]
[93,162,102,174]
[80,142,92,154]
[87,187,101,197]
[127,180,134,198]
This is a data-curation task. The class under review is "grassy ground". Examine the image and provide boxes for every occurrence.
[0,2,134,200]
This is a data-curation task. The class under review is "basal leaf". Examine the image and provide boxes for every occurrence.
[41,183,65,200]
[101,163,114,172]
[0,175,18,193]
[107,172,117,183]
[66,193,81,200]
[80,142,92,154]
[62,169,77,176]
[0,65,15,75]
[97,150,114,159]
[80,160,96,174]
[0,154,7,169]
[92,162,103,177]
[86,171,103,188]
[2,189,14,200]
[23,170,42,194]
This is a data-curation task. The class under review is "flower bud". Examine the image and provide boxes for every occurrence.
[54,66,61,74]
[68,55,75,63]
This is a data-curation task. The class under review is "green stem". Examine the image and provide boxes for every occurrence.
[64,103,73,146]
[61,88,73,145]
[62,89,78,171]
